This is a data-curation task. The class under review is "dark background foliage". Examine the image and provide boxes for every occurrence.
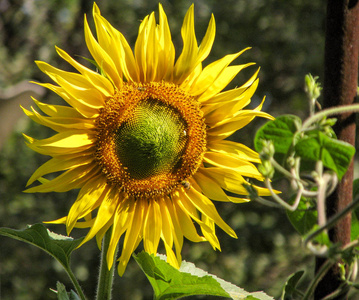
[0,0,329,299]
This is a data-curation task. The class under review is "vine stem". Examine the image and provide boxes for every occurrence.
[304,196,359,246]
[301,103,359,131]
[96,229,118,300]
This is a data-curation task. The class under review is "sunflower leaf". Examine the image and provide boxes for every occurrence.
[0,223,84,269]
[134,251,274,300]
[254,115,302,154]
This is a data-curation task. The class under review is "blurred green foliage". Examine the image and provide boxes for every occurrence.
[0,0,326,299]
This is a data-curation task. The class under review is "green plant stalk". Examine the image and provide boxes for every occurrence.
[264,178,302,211]
[302,103,359,131]
[65,265,87,300]
[96,229,118,300]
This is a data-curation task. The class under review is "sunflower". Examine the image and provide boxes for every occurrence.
[23,3,273,276]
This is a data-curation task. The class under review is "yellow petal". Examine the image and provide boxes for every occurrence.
[201,68,259,105]
[22,105,94,132]
[93,12,139,82]
[173,4,197,83]
[45,216,67,224]
[145,13,159,82]
[207,108,274,139]
[172,191,211,236]
[200,167,272,196]
[201,214,221,250]
[134,15,150,82]
[107,195,132,268]
[144,199,162,254]
[77,187,118,247]
[196,13,216,66]
[204,152,264,180]
[186,188,237,238]
[198,64,254,103]
[133,12,160,82]
[54,75,104,109]
[207,140,260,163]
[188,49,249,96]
[74,218,96,228]
[157,3,175,81]
[158,196,174,249]
[162,196,184,265]
[36,61,106,107]
[27,154,93,186]
[185,187,237,238]
[33,82,99,118]
[66,175,109,233]
[173,5,215,84]
[46,214,95,229]
[56,46,114,97]
[172,196,206,243]
[95,221,113,250]
[118,200,144,276]
[84,15,122,87]
[193,172,248,203]
[30,97,83,118]
[93,12,123,83]
[24,164,95,193]
[164,243,180,269]
[24,131,94,151]
[203,79,259,124]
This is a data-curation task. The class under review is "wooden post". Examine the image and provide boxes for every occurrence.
[315,0,359,299]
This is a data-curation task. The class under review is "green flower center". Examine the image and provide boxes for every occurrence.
[115,99,188,180]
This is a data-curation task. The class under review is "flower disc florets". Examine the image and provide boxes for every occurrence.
[95,81,207,198]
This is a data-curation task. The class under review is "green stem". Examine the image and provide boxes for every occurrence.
[264,178,302,211]
[304,196,359,245]
[302,103,359,131]
[96,229,118,300]
[66,266,87,300]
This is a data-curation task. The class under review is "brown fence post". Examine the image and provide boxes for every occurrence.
[314,0,359,299]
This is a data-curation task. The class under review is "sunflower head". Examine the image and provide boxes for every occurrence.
[23,2,273,276]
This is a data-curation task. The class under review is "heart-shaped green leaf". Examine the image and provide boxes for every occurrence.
[254,115,302,154]
[287,196,317,236]
[281,270,305,300]
[294,131,355,180]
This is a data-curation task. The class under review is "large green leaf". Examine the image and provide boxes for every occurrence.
[254,115,301,154]
[286,196,331,244]
[0,223,83,269]
[294,131,355,180]
[286,196,317,236]
[134,251,274,300]
[280,270,305,300]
